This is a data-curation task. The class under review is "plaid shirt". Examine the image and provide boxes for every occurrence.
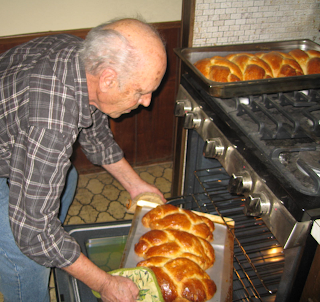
[0,34,123,268]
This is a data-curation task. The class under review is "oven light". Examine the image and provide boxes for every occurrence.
[299,90,309,95]
[268,247,280,255]
[239,97,250,105]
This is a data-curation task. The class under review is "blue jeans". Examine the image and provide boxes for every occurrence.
[0,165,78,302]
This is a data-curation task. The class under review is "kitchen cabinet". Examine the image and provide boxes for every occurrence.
[300,244,320,302]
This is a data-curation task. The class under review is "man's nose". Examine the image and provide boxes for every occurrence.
[139,93,152,107]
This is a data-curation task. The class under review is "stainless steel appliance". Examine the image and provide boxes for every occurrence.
[171,40,320,301]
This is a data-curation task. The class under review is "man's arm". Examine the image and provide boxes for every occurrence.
[62,253,139,302]
[102,157,166,203]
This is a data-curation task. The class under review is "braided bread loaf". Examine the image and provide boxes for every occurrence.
[134,229,215,270]
[194,49,320,82]
[289,49,320,75]
[137,257,217,302]
[225,53,273,80]
[141,204,215,242]
[136,205,216,302]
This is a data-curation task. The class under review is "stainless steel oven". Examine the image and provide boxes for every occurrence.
[170,40,320,302]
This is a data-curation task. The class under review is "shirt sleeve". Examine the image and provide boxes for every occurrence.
[78,108,124,166]
[9,127,81,268]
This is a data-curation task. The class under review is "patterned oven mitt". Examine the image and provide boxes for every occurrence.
[92,267,164,302]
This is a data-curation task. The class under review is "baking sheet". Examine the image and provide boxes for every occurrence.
[120,205,234,302]
[174,39,320,98]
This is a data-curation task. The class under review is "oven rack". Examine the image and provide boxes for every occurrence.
[169,166,285,302]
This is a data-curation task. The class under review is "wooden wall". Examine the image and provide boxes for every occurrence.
[0,21,181,174]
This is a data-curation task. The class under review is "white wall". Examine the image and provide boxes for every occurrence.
[193,0,320,46]
[0,0,182,37]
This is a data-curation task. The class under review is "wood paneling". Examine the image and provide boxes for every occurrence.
[0,21,181,174]
[300,244,320,302]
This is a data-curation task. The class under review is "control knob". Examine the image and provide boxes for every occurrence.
[203,138,224,158]
[183,111,202,129]
[244,192,271,216]
[228,171,252,195]
[174,99,192,117]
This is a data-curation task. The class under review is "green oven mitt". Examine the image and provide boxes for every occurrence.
[92,267,164,302]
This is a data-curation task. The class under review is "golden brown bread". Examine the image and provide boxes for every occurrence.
[194,48,320,82]
[289,49,320,75]
[226,52,273,80]
[134,229,215,270]
[137,204,217,301]
[255,51,303,77]
[141,204,215,242]
[194,56,243,82]
[137,257,217,302]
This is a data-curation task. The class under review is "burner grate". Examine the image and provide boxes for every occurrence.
[236,93,316,140]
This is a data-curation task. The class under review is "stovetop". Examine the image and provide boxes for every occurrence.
[214,89,320,196]
[181,74,320,220]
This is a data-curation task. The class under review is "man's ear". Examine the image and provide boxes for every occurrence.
[99,68,117,92]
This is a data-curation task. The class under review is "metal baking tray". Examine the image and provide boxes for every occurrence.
[174,39,320,98]
[120,203,234,302]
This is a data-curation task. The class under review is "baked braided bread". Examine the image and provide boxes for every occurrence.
[226,52,274,80]
[134,229,215,270]
[137,257,217,302]
[288,49,320,75]
[141,204,215,242]
[194,49,320,82]
[136,205,216,302]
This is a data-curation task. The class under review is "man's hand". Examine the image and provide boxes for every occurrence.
[63,253,139,302]
[99,275,140,302]
[103,158,167,203]
[128,179,166,203]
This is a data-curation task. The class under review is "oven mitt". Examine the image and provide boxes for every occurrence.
[92,267,164,301]
[126,192,164,214]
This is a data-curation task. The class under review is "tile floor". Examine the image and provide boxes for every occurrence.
[0,162,172,302]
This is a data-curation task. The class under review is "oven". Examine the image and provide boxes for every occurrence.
[169,39,320,301]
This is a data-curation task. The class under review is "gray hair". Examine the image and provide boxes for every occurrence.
[79,22,138,85]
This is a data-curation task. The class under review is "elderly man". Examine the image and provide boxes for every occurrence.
[0,18,167,302]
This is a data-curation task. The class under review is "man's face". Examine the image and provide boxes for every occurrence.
[93,60,166,119]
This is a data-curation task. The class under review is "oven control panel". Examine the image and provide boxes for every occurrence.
[175,84,311,248]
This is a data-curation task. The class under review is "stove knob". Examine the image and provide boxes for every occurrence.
[203,138,224,158]
[244,193,270,216]
[184,111,202,129]
[174,99,192,117]
[228,172,252,195]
